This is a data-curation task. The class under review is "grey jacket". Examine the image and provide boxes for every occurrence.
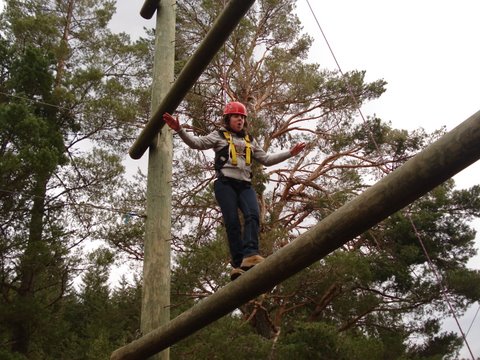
[177,126,292,182]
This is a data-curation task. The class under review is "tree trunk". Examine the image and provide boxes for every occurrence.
[242,295,277,339]
[55,0,74,88]
[11,172,49,354]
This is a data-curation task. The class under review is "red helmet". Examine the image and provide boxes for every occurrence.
[223,101,247,117]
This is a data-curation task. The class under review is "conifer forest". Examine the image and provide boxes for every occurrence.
[1,1,479,359]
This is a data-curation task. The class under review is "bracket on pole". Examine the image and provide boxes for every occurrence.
[140,0,161,19]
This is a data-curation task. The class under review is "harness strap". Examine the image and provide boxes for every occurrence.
[223,131,251,166]
[223,131,237,165]
[245,134,251,166]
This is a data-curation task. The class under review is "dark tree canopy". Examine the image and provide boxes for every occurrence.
[0,0,148,357]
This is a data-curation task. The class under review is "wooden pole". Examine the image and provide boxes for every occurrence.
[112,111,480,360]
[141,1,175,360]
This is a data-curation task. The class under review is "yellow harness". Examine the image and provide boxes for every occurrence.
[223,131,251,166]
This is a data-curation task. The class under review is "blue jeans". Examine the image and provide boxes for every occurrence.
[214,177,260,268]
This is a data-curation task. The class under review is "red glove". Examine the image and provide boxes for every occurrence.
[290,142,307,156]
[163,112,180,132]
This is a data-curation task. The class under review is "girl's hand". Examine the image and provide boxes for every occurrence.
[163,112,180,131]
[290,142,307,156]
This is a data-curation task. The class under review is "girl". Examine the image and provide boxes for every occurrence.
[163,102,306,280]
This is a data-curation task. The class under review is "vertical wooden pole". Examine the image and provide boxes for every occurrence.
[141,1,175,360]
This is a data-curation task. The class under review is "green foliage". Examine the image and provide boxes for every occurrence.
[445,268,480,302]
[407,332,463,360]
[171,316,272,359]
[0,0,149,357]
[50,251,141,360]
[0,349,28,360]
[171,235,232,314]
[277,322,385,360]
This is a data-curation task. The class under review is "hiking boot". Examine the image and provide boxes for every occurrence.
[230,267,245,281]
[240,254,265,271]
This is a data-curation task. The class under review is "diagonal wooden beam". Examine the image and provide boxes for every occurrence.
[130,0,257,160]
[113,110,480,360]
[140,0,161,20]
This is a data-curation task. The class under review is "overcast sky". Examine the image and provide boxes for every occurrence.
[296,0,480,187]
[111,1,480,357]
[111,0,480,185]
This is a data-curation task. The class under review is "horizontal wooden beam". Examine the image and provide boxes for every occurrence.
[112,110,480,360]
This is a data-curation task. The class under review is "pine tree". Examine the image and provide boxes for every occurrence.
[0,0,150,357]
[161,1,480,358]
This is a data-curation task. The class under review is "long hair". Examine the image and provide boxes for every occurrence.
[223,114,249,136]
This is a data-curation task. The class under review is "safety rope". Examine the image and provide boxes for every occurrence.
[304,1,368,125]
[304,1,476,358]
[221,0,228,107]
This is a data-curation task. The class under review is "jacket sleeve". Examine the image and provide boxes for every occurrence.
[252,139,292,166]
[177,128,219,150]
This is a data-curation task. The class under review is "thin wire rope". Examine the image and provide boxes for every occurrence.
[221,0,228,107]
[304,1,476,358]
[0,187,144,218]
[304,0,388,176]
[0,91,74,112]
[304,0,367,126]
[408,217,475,359]
[466,303,480,336]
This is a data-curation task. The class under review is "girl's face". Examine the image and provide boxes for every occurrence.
[229,114,246,133]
